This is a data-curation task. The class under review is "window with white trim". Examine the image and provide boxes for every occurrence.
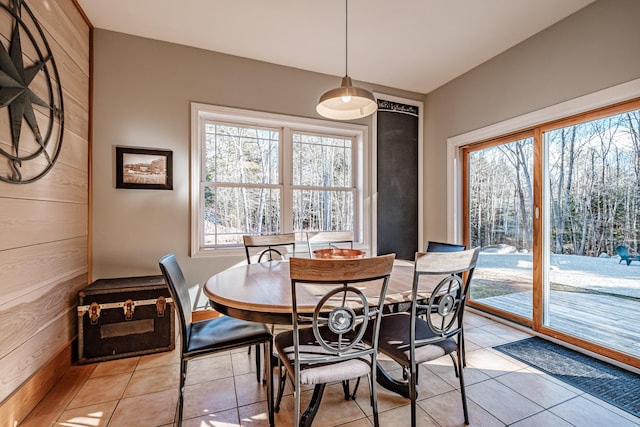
[190,103,367,256]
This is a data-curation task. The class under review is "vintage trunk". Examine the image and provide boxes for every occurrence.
[77,275,175,364]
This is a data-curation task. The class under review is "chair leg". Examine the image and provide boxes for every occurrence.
[255,344,262,383]
[449,353,460,378]
[457,349,470,425]
[351,377,361,400]
[341,377,361,400]
[409,366,418,427]
[461,328,467,368]
[176,358,188,427]
[341,380,351,400]
[370,371,380,427]
[265,340,274,427]
[275,358,287,412]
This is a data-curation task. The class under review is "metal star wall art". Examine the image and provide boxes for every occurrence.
[0,0,64,184]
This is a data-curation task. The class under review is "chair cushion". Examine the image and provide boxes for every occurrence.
[372,312,458,365]
[275,327,372,385]
[186,315,272,355]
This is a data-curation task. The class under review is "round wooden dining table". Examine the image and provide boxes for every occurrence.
[204,259,417,325]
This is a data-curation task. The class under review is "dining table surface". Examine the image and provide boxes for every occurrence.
[203,258,429,325]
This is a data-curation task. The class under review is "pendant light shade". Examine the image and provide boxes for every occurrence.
[316,0,377,120]
[317,76,377,120]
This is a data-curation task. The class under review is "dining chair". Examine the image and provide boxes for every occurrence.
[274,254,396,427]
[368,248,480,426]
[243,233,296,263]
[424,240,469,367]
[426,240,466,253]
[243,232,296,381]
[306,231,354,256]
[159,254,274,426]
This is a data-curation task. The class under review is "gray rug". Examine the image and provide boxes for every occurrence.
[493,337,640,418]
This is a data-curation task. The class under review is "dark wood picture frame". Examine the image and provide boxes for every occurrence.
[116,147,173,190]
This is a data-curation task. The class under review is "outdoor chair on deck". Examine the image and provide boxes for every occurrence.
[274,254,395,427]
[616,245,640,266]
[159,254,274,426]
[366,248,480,426]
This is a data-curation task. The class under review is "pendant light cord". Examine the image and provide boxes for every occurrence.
[345,0,348,76]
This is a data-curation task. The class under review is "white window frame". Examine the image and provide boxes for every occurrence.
[190,102,369,258]
[447,78,640,243]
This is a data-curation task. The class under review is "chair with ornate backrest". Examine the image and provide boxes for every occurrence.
[243,233,297,380]
[159,254,274,426]
[274,254,395,427]
[306,231,354,256]
[244,233,296,264]
[424,241,469,367]
[368,248,480,426]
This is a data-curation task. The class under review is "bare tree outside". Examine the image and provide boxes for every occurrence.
[547,112,640,256]
[202,123,354,246]
[467,108,640,257]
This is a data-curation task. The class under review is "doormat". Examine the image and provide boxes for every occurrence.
[493,337,640,418]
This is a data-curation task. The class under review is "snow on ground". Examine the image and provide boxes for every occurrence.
[476,252,640,298]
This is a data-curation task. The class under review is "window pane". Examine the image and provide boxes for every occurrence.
[205,122,279,184]
[544,108,640,357]
[293,189,353,236]
[204,186,281,246]
[292,133,352,187]
[467,137,534,320]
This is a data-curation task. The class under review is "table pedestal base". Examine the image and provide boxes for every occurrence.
[376,365,411,399]
[300,384,325,427]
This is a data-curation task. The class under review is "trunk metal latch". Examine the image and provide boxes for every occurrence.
[156,296,167,317]
[123,299,135,320]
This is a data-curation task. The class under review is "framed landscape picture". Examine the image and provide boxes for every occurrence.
[116,147,173,190]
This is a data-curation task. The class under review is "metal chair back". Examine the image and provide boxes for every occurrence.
[243,233,296,263]
[306,231,354,256]
[284,254,395,426]
[409,249,480,342]
[425,240,467,253]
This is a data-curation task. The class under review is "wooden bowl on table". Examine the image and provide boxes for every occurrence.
[312,248,365,259]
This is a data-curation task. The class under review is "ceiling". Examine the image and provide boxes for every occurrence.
[76,0,595,94]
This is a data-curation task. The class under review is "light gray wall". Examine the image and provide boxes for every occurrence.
[93,0,640,294]
[91,30,421,294]
[423,0,640,242]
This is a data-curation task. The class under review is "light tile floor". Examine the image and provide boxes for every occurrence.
[40,311,640,426]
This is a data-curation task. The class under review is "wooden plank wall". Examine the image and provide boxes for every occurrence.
[0,0,90,423]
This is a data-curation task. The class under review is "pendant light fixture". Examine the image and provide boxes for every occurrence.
[316,0,377,120]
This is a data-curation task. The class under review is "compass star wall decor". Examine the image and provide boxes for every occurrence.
[0,0,64,184]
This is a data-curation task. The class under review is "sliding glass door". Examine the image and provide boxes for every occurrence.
[463,98,640,367]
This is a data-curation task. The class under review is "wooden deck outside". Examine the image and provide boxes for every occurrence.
[470,253,640,359]
[478,291,640,358]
